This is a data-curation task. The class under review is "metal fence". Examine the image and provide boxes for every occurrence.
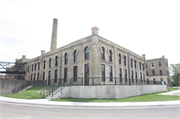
[27,77,167,86]
[67,77,166,86]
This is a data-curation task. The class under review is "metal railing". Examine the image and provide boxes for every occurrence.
[68,77,165,86]
[11,81,31,94]
[40,85,60,98]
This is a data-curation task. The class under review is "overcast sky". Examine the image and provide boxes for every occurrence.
[1,0,179,66]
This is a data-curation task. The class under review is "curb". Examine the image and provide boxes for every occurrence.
[0,100,180,109]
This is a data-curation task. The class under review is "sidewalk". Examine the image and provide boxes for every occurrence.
[0,90,180,108]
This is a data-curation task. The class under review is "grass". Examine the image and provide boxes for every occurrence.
[51,88,180,102]
[2,86,57,99]
[2,87,180,102]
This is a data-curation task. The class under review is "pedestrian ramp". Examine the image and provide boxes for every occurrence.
[46,87,70,99]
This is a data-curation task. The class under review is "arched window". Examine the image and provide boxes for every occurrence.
[124,56,126,65]
[35,63,36,71]
[44,60,46,69]
[32,64,33,71]
[49,58,51,68]
[142,64,144,70]
[134,60,136,68]
[55,56,58,66]
[101,47,105,60]
[147,78,149,84]
[27,65,29,72]
[38,62,40,70]
[85,47,89,60]
[153,78,156,84]
[74,50,78,62]
[131,59,133,67]
[65,53,68,64]
[118,54,121,64]
[139,62,141,70]
[109,50,112,62]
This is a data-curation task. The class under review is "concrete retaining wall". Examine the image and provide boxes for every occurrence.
[0,79,27,95]
[69,85,167,99]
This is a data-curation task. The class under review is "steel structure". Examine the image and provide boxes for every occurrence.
[0,61,26,74]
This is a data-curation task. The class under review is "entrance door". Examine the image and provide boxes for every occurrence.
[84,64,89,85]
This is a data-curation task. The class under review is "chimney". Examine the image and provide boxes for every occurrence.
[50,18,58,51]
[22,55,26,59]
[162,55,165,58]
[142,54,146,58]
[41,50,45,55]
[91,26,99,36]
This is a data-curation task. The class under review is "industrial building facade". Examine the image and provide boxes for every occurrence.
[5,19,170,86]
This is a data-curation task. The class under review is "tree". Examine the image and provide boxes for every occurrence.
[170,64,180,86]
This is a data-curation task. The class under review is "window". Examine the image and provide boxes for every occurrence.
[146,63,147,68]
[109,50,112,62]
[101,64,105,81]
[74,50,78,62]
[143,73,145,79]
[158,62,161,67]
[34,73,36,81]
[124,69,127,82]
[65,53,68,64]
[31,74,33,80]
[131,59,133,67]
[119,68,122,78]
[152,70,155,75]
[142,64,144,70]
[160,70,162,75]
[32,64,33,71]
[73,66,77,81]
[101,47,105,60]
[152,63,154,67]
[124,56,126,65]
[139,62,141,70]
[38,62,40,70]
[153,78,156,84]
[55,56,58,66]
[85,47,89,60]
[64,68,67,82]
[44,60,46,69]
[55,69,57,82]
[140,73,142,79]
[146,71,148,76]
[131,70,133,79]
[43,72,45,80]
[35,63,36,71]
[109,66,113,81]
[134,60,136,68]
[118,54,121,64]
[48,71,51,80]
[135,71,137,79]
[147,78,149,84]
[49,58,51,68]
[27,66,29,72]
[161,78,163,81]
[37,73,39,80]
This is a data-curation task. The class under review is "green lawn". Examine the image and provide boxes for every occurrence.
[51,88,180,102]
[2,86,58,99]
[2,87,180,102]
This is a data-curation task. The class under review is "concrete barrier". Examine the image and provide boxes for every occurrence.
[68,85,167,99]
[0,79,27,95]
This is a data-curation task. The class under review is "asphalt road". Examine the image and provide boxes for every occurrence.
[0,103,180,119]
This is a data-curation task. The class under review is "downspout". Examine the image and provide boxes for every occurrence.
[28,60,31,80]
[128,52,131,85]
[59,48,62,80]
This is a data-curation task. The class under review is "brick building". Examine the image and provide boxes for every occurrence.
[6,19,171,86]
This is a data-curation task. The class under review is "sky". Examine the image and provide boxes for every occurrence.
[0,0,179,67]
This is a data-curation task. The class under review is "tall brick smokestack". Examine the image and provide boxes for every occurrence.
[50,18,58,51]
